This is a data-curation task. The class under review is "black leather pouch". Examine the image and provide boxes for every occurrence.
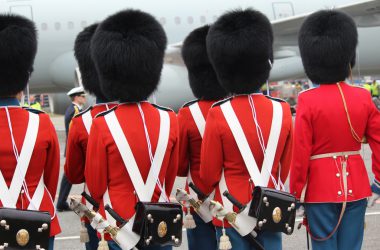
[0,208,51,249]
[132,202,183,247]
[248,186,296,235]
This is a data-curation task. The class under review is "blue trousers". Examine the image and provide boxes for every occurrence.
[85,222,99,250]
[187,213,217,250]
[56,174,72,208]
[107,240,172,250]
[215,227,282,250]
[304,199,367,250]
[49,237,54,250]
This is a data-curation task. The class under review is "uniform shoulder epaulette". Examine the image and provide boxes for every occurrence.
[152,103,174,112]
[212,96,233,107]
[298,87,318,95]
[265,95,286,103]
[181,99,199,108]
[23,107,46,114]
[74,106,92,118]
[94,106,117,118]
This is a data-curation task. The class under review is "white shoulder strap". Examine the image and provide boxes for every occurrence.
[0,112,39,208]
[261,101,283,185]
[188,102,205,138]
[218,99,283,236]
[220,101,264,186]
[104,109,170,202]
[82,110,92,134]
[220,100,283,187]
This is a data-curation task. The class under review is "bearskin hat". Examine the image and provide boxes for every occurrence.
[91,9,167,102]
[74,23,108,101]
[206,9,273,94]
[0,14,37,97]
[182,25,228,100]
[298,10,358,84]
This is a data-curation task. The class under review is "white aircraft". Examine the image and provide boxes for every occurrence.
[1,0,380,112]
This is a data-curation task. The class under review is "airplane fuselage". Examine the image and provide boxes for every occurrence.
[1,0,380,109]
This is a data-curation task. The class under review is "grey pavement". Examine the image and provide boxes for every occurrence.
[50,115,380,250]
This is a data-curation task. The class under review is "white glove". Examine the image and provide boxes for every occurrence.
[368,192,380,207]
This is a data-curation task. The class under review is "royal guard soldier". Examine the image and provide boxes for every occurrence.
[290,10,380,250]
[199,9,293,249]
[177,25,228,250]
[85,10,178,250]
[0,14,61,248]
[64,23,117,250]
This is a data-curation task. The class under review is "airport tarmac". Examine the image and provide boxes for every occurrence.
[50,115,380,250]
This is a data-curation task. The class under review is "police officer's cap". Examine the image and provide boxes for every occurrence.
[74,23,108,101]
[298,10,358,84]
[0,14,37,97]
[206,9,273,94]
[91,9,167,102]
[182,25,228,100]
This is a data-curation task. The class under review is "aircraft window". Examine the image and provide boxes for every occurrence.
[160,17,166,25]
[81,21,87,28]
[68,22,74,30]
[187,16,194,24]
[41,23,48,31]
[54,22,61,30]
[200,16,206,24]
[175,17,181,25]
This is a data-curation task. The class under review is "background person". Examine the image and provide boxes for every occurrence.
[56,86,86,211]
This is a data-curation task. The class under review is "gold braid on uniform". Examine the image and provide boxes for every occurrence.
[337,82,367,143]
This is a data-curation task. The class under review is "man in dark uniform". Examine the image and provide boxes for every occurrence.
[56,86,86,211]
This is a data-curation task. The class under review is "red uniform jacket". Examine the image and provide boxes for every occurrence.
[85,102,179,234]
[65,103,117,184]
[0,106,61,236]
[177,99,215,212]
[199,95,293,227]
[290,83,380,203]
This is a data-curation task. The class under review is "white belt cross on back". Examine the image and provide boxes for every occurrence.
[187,102,214,223]
[103,104,170,249]
[0,109,48,215]
[218,97,283,236]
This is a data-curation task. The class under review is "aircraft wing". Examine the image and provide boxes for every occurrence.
[271,0,380,80]
[274,0,380,47]
[164,1,380,80]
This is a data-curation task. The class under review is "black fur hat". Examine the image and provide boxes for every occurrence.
[0,14,37,97]
[298,10,358,84]
[91,9,167,102]
[182,25,228,100]
[206,9,273,94]
[74,23,108,101]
